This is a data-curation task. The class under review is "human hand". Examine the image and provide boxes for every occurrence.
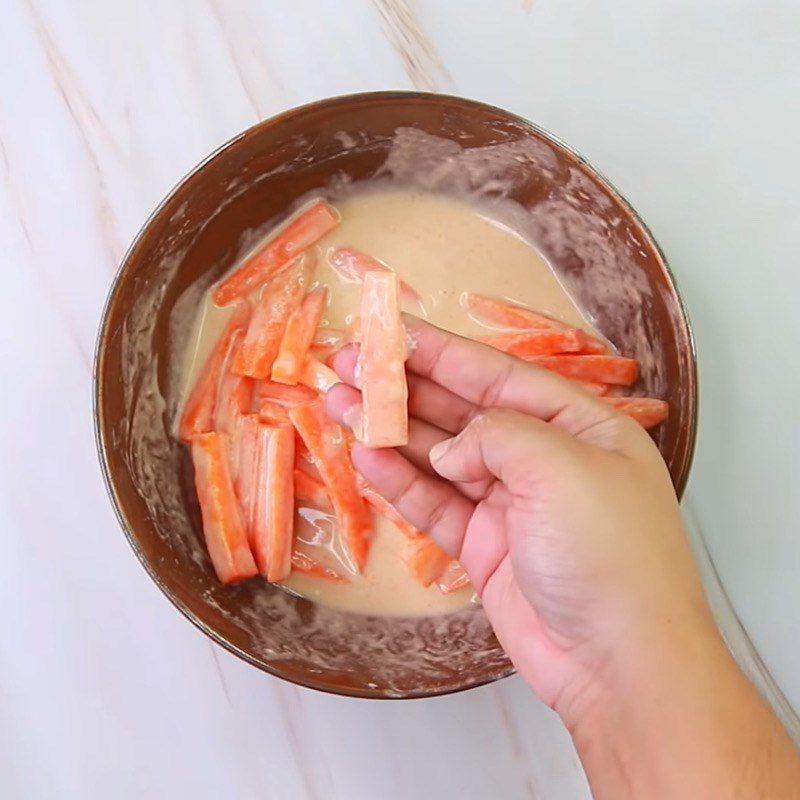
[326,315,713,721]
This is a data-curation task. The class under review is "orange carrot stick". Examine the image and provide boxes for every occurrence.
[328,247,423,307]
[600,396,669,428]
[213,329,254,438]
[579,338,610,355]
[233,254,315,379]
[480,329,587,357]
[462,293,566,331]
[258,400,291,425]
[299,358,341,393]
[213,200,338,306]
[527,355,638,386]
[295,469,332,510]
[179,301,251,441]
[272,287,329,385]
[570,380,609,396]
[402,535,451,588]
[288,399,372,572]
[437,561,471,594]
[250,424,295,581]
[359,478,420,539]
[357,270,408,447]
[190,432,257,584]
[291,550,348,583]
[254,380,318,407]
[232,413,261,513]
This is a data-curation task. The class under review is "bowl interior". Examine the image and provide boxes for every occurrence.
[95,92,696,698]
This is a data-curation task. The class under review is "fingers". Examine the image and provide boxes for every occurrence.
[332,345,476,434]
[404,315,616,437]
[429,407,579,493]
[350,443,474,558]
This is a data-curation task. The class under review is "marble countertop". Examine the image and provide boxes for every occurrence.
[1,1,798,797]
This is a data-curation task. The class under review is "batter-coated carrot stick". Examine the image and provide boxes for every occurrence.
[527,355,638,386]
[288,399,372,572]
[480,329,587,357]
[291,551,348,583]
[250,424,295,581]
[328,247,423,307]
[190,432,257,584]
[294,468,332,510]
[600,396,669,428]
[213,200,338,306]
[232,413,260,514]
[213,329,253,438]
[179,301,251,441]
[358,478,420,539]
[357,270,408,447]
[254,380,318,407]
[233,254,315,379]
[272,287,329,385]
[462,293,566,331]
[437,561,471,594]
[402,535,451,588]
[258,400,290,425]
[571,380,609,396]
[299,358,341,393]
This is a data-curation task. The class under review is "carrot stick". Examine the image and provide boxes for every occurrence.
[462,293,566,331]
[291,550,348,583]
[402,535,451,588]
[254,380,318,407]
[213,200,338,306]
[299,358,341,393]
[190,432,257,584]
[212,329,254,438]
[600,396,669,428]
[329,247,423,307]
[579,338,610,355]
[288,399,372,572]
[480,329,587,357]
[233,254,315,379]
[258,400,290,425]
[231,413,261,514]
[295,469,332,510]
[437,561,471,594]
[527,355,638,386]
[179,301,251,441]
[357,270,408,447]
[272,287,329,385]
[250,424,295,581]
[359,478,420,539]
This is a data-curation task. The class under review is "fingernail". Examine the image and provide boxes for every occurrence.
[429,437,454,465]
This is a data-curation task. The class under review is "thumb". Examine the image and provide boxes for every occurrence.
[429,408,581,492]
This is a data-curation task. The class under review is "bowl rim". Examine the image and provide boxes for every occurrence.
[93,89,698,700]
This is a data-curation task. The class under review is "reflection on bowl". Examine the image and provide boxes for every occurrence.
[94,92,696,699]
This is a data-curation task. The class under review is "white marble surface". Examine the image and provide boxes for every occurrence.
[1,1,798,797]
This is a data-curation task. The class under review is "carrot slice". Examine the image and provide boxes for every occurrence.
[233,254,315,379]
[357,270,409,447]
[437,561,471,594]
[299,358,341,393]
[295,469,332,510]
[179,301,251,441]
[402,535,451,588]
[291,550,348,583]
[329,247,423,307]
[213,329,254,438]
[528,355,638,386]
[250,424,295,581]
[481,329,587,357]
[254,380,318,407]
[190,432,257,584]
[258,400,291,425]
[288,399,372,572]
[359,478,420,539]
[601,396,669,428]
[272,287,329,385]
[213,200,338,306]
[462,293,566,331]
